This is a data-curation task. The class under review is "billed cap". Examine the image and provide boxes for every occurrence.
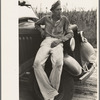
[50,0,61,11]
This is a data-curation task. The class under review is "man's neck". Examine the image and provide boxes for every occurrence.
[52,14,61,21]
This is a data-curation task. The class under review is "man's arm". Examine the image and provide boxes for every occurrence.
[35,16,45,34]
[60,17,74,42]
[51,17,73,48]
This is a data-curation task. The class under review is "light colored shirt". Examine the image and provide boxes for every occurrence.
[35,15,73,42]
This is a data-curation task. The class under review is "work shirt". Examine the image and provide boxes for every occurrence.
[35,15,73,42]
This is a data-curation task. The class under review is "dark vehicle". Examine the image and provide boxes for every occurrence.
[19,2,95,100]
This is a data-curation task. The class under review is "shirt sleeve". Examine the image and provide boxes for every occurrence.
[35,16,45,32]
[61,17,74,42]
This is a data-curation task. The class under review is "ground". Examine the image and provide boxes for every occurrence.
[72,49,97,100]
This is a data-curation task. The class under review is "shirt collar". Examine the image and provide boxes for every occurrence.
[49,15,63,21]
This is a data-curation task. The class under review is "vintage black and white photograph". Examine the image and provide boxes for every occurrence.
[19,0,98,100]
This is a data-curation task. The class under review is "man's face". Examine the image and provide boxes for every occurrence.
[53,5,62,19]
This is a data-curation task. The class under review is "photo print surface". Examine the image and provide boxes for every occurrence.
[19,0,98,100]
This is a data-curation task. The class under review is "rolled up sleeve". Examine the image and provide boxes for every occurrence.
[35,16,46,32]
[35,16,45,28]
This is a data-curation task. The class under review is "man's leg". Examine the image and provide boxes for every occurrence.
[33,44,58,100]
[49,44,63,91]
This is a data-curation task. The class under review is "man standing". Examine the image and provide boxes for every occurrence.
[33,1,73,100]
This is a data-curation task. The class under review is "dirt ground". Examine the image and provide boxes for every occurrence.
[72,49,98,100]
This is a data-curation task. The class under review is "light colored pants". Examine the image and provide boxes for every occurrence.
[33,37,63,99]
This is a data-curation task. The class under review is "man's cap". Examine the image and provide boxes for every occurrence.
[50,0,61,11]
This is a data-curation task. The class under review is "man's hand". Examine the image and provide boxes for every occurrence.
[35,25,45,38]
[51,39,62,48]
